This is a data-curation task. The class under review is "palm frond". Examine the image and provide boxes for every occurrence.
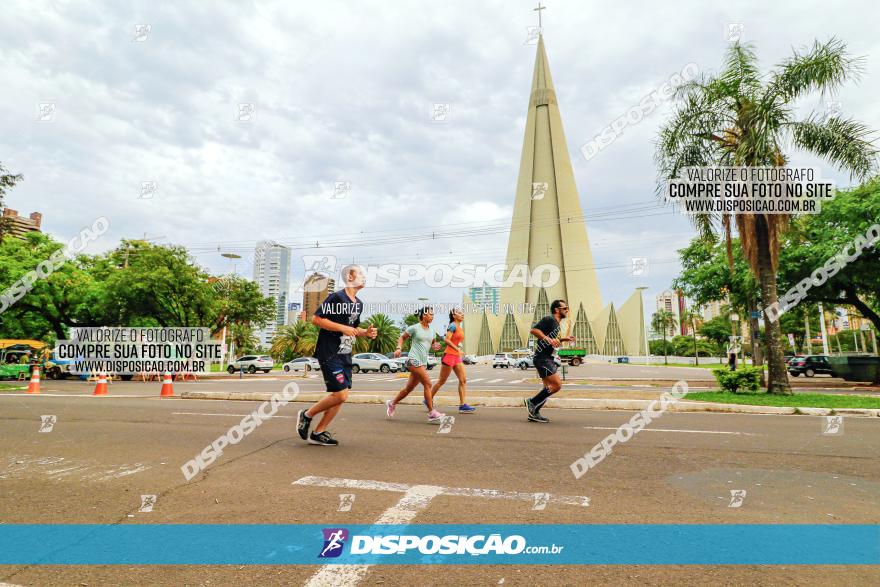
[767,37,863,102]
[788,115,878,180]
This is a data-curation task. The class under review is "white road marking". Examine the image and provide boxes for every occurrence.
[1,456,151,481]
[469,378,484,382]
[296,476,588,586]
[583,426,755,436]
[488,378,503,383]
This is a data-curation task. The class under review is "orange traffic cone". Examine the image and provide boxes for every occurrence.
[26,367,41,394]
[93,372,109,396]
[159,371,174,397]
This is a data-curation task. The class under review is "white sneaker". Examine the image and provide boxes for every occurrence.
[385,399,396,418]
[428,409,444,424]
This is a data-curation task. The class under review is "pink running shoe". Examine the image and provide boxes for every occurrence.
[427,409,444,424]
[385,399,396,418]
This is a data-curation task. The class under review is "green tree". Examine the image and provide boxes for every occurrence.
[679,307,702,365]
[657,38,877,394]
[0,232,99,339]
[776,178,880,332]
[699,316,734,359]
[230,322,259,357]
[651,310,677,365]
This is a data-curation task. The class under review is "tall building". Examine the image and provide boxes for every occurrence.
[286,302,302,326]
[701,300,724,322]
[468,286,500,313]
[2,209,42,238]
[655,290,684,338]
[252,240,291,347]
[462,33,646,356]
[303,273,336,320]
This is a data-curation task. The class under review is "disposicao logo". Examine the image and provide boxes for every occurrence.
[319,528,349,558]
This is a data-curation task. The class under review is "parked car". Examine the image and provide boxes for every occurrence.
[384,352,436,370]
[493,353,515,368]
[788,355,834,378]
[228,355,273,374]
[514,355,534,370]
[352,353,400,373]
[283,357,321,372]
[462,355,477,365]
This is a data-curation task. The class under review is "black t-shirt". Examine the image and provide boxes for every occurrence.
[314,289,363,364]
[532,315,561,360]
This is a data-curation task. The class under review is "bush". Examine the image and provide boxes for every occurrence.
[712,366,763,394]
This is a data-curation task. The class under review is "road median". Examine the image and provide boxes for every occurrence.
[178,390,880,417]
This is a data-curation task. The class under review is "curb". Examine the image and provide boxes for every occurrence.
[178,391,880,417]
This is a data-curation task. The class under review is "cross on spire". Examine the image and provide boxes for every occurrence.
[534,2,546,28]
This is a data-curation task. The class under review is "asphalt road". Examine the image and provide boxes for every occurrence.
[1,392,878,586]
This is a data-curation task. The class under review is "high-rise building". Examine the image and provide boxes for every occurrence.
[286,302,302,326]
[701,300,724,322]
[2,209,42,238]
[468,286,500,313]
[252,240,291,347]
[462,34,646,356]
[303,273,336,320]
[655,290,683,338]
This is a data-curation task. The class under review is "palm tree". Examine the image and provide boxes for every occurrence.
[270,321,318,361]
[230,322,259,357]
[681,306,702,365]
[657,39,877,394]
[354,313,400,354]
[651,310,677,365]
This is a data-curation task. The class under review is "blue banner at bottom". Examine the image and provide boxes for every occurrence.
[0,525,876,565]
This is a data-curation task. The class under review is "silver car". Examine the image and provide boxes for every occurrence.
[352,353,400,374]
[283,357,321,372]
[227,355,274,374]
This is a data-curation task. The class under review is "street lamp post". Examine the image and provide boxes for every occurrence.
[636,286,650,365]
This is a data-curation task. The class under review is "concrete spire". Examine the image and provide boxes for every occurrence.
[499,34,603,326]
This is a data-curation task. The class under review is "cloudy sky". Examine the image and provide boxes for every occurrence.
[3,0,879,315]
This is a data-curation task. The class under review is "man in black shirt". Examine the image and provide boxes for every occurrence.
[296,265,377,446]
[524,299,575,423]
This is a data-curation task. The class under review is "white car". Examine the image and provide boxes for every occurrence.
[514,356,534,369]
[228,355,274,374]
[283,357,321,372]
[492,353,515,368]
[352,353,400,373]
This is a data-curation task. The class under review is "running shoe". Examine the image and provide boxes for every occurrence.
[308,431,339,446]
[296,409,312,440]
[528,412,550,423]
[458,404,476,414]
[385,399,396,418]
[523,397,538,419]
[523,398,550,423]
[427,409,444,424]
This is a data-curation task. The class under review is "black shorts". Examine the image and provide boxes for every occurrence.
[319,355,352,392]
[533,356,558,378]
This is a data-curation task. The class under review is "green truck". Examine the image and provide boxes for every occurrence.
[0,340,46,380]
[557,347,586,366]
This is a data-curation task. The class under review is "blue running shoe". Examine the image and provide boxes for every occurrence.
[458,404,476,413]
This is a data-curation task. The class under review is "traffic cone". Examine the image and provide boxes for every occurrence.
[92,372,109,396]
[26,367,41,394]
[159,371,174,397]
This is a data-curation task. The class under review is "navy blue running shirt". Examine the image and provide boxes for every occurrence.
[532,315,561,360]
[314,290,363,364]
